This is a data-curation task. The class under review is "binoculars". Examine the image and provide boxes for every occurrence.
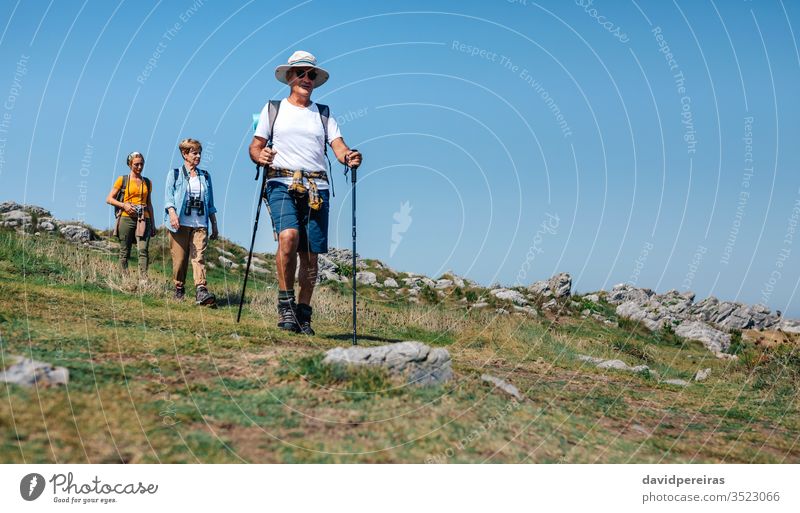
[184,197,205,216]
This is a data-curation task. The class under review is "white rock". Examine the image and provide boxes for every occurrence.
[694,368,711,382]
[779,319,800,334]
[481,374,523,400]
[218,255,239,269]
[576,354,605,364]
[322,341,453,386]
[662,379,690,387]
[674,321,731,353]
[435,279,453,289]
[490,288,528,305]
[0,356,69,387]
[1,210,32,227]
[513,305,538,317]
[356,271,377,285]
[60,225,94,242]
[383,277,398,288]
[597,359,630,371]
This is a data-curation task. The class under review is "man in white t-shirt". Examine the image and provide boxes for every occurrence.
[249,50,362,336]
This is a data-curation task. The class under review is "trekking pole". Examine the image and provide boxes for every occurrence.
[237,162,269,323]
[345,151,360,345]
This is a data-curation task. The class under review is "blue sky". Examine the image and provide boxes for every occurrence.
[2,0,799,316]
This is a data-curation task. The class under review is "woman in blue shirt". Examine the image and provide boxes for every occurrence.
[164,138,219,305]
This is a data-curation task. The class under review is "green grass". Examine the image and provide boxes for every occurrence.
[0,227,798,463]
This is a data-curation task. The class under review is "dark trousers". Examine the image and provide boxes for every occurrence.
[118,216,150,274]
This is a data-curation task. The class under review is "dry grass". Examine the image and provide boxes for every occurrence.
[1,228,799,463]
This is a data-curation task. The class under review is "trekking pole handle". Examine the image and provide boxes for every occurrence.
[346,148,360,170]
[255,164,261,181]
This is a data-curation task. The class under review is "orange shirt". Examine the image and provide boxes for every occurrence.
[113,175,151,218]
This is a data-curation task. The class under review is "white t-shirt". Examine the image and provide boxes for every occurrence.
[179,176,204,228]
[254,99,342,190]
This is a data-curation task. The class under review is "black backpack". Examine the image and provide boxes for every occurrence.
[114,174,151,216]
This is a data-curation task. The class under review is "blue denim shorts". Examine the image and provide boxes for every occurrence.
[265,181,329,254]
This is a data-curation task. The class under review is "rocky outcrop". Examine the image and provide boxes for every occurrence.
[674,321,731,354]
[356,271,377,285]
[610,282,786,355]
[1,209,32,228]
[616,300,674,331]
[322,341,453,386]
[691,297,779,330]
[490,288,528,306]
[60,224,96,242]
[779,319,800,334]
[529,272,572,299]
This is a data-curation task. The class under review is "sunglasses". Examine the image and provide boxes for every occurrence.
[293,68,318,81]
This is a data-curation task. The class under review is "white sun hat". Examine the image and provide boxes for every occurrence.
[274,50,330,87]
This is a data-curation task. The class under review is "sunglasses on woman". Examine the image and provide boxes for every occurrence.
[294,68,318,81]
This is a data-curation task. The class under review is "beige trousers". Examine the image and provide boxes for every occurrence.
[169,226,207,288]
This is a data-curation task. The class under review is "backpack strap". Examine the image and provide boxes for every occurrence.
[114,174,130,216]
[316,103,334,198]
[265,99,335,197]
[317,103,329,154]
[144,177,151,205]
[267,99,281,147]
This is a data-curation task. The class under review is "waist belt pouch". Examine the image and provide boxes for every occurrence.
[112,213,122,239]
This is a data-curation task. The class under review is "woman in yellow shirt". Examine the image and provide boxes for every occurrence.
[105,152,156,274]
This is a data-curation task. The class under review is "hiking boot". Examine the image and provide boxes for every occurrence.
[277,299,300,332]
[174,285,185,300]
[196,286,216,306]
[296,303,315,336]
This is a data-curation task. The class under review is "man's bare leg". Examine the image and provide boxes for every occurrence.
[275,229,300,331]
[276,229,299,290]
[297,251,318,305]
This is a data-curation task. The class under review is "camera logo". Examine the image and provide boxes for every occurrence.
[20,473,46,501]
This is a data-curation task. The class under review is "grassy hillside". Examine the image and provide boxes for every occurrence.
[0,227,798,463]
